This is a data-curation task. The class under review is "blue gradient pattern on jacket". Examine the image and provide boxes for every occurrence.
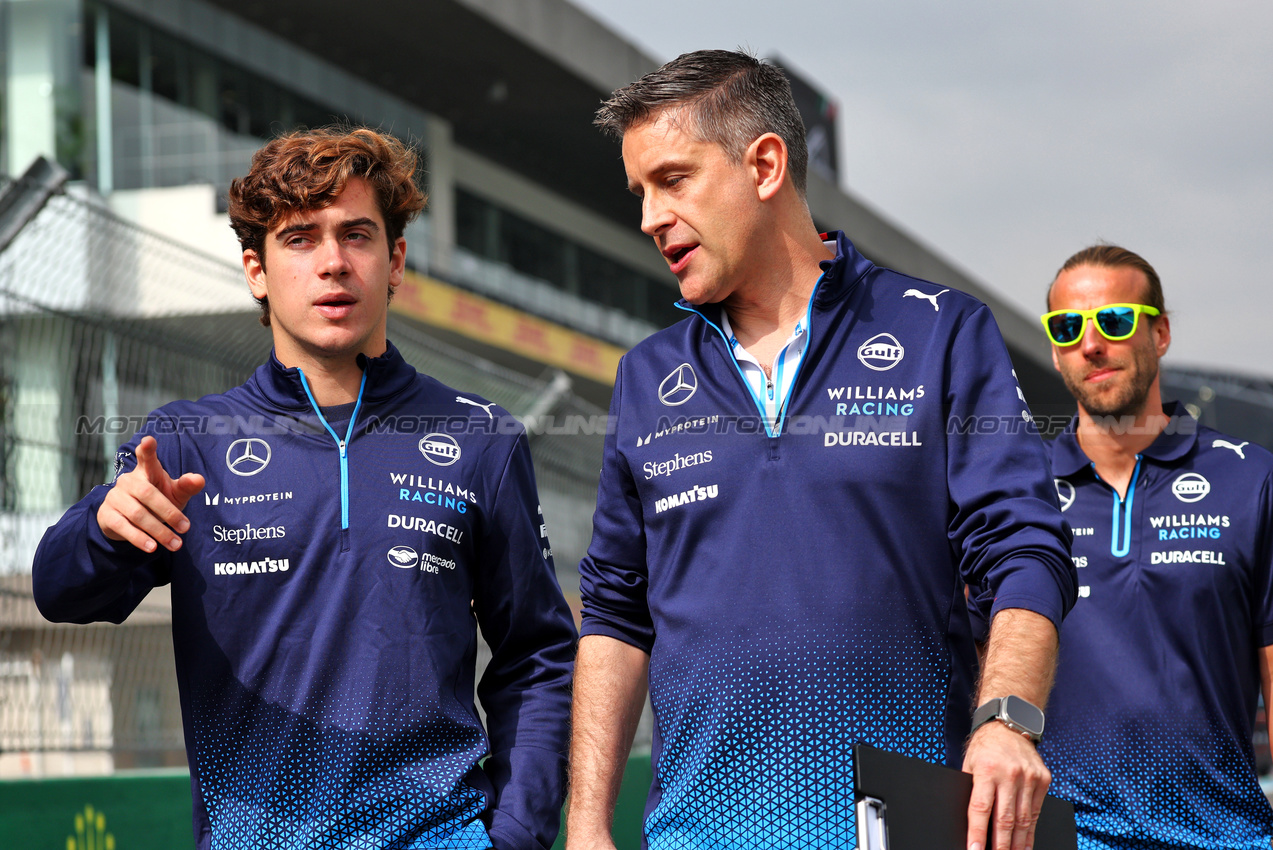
[34,343,576,850]
[580,232,1076,849]
[1040,410,1273,850]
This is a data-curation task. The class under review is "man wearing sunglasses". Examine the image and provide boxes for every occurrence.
[1035,244,1273,849]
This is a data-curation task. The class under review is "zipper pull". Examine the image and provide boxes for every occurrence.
[339,440,346,458]
[767,378,774,400]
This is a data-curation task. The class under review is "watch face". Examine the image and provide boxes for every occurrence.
[1003,695,1045,737]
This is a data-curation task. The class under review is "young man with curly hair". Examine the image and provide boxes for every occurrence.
[34,127,576,850]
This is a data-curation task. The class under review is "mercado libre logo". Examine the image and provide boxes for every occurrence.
[68,804,116,850]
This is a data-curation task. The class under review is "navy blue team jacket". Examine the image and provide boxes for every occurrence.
[34,342,577,850]
[579,232,1076,849]
[1041,406,1273,850]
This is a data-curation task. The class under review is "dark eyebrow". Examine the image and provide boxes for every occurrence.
[274,221,316,241]
[273,217,381,241]
[339,217,380,233]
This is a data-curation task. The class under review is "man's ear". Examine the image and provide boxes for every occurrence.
[749,133,788,202]
[1152,313,1171,358]
[388,236,406,292]
[244,249,268,300]
[1051,344,1062,373]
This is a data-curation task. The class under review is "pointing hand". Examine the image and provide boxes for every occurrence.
[97,435,205,553]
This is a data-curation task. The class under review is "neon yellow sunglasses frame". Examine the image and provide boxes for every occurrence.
[1039,303,1161,347]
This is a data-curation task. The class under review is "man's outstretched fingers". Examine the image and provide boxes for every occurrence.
[99,501,162,552]
[98,436,200,551]
[171,472,206,513]
[1014,785,1040,850]
[966,773,994,850]
[133,436,166,482]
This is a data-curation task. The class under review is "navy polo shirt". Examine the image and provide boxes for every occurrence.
[1041,404,1273,849]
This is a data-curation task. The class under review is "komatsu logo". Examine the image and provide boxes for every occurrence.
[857,333,905,371]
[654,484,719,514]
[213,557,290,576]
[1171,472,1210,503]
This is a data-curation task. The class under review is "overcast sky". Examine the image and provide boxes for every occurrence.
[570,0,1272,378]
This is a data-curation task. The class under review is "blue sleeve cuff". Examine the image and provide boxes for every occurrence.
[986,556,1074,633]
[579,618,655,655]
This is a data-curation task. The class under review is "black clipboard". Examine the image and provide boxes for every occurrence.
[854,744,1076,850]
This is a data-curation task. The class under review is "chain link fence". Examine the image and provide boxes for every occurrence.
[0,169,605,775]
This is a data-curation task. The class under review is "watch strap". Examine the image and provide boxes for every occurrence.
[971,697,1004,735]
[971,695,1044,743]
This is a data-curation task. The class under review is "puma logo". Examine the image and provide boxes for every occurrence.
[1212,439,1248,459]
[456,396,497,420]
[903,288,949,312]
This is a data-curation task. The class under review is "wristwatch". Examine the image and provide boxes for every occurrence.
[970,695,1045,743]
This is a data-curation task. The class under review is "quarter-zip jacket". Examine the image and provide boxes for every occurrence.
[34,342,577,850]
[579,232,1076,849]
[1040,406,1273,850]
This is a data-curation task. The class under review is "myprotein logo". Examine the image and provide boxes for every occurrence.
[857,334,905,371]
[1172,472,1211,503]
[205,490,293,506]
[419,433,461,466]
[226,438,271,476]
[1054,479,1075,512]
[658,364,698,406]
[387,545,419,569]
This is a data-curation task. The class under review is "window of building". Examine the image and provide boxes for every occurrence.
[456,189,681,328]
[82,4,371,196]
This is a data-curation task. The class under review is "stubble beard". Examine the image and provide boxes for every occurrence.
[1061,345,1159,423]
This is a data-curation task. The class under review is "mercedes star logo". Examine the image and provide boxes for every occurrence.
[1054,478,1075,512]
[658,363,698,406]
[226,438,272,476]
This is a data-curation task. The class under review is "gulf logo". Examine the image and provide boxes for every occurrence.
[419,433,461,466]
[1171,472,1210,503]
[857,333,905,371]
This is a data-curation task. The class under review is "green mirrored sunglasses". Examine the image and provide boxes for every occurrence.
[1040,303,1161,346]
